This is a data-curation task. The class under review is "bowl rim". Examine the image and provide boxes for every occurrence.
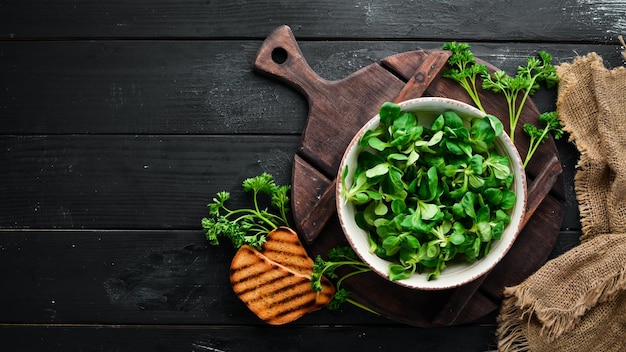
[335,97,527,290]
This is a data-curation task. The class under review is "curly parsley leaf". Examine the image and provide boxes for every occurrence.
[482,50,558,143]
[201,173,291,250]
[311,246,375,313]
[442,42,489,113]
[522,111,563,167]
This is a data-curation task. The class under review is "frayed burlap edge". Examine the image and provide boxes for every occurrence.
[494,40,626,351]
[554,53,595,241]
[495,296,531,352]
[554,50,626,241]
[554,52,608,242]
[495,248,626,351]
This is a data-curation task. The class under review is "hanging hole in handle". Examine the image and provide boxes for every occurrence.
[271,47,288,64]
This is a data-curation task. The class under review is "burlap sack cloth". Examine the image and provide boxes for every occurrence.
[495,45,626,351]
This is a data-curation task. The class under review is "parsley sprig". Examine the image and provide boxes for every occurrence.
[442,42,489,113]
[311,246,375,313]
[442,42,561,167]
[482,50,558,142]
[201,173,291,250]
[522,111,564,167]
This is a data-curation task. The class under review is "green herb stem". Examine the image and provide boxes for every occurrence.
[335,267,371,288]
[201,173,291,249]
[441,42,488,114]
[224,208,280,230]
[510,77,537,143]
[345,298,380,315]
[522,111,563,167]
[311,248,374,312]
[523,127,548,167]
[456,79,484,113]
[465,75,486,113]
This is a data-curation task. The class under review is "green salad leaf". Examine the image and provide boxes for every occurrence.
[341,102,516,281]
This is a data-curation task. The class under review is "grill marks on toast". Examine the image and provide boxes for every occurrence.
[230,246,318,324]
[262,227,314,275]
[229,227,336,325]
[230,249,310,301]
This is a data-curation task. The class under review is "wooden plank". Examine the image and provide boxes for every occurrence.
[258,29,563,325]
[556,137,583,230]
[253,25,406,176]
[0,41,598,233]
[0,135,299,229]
[0,228,580,325]
[0,40,309,135]
[548,231,582,259]
[0,40,622,139]
[0,135,580,232]
[0,229,386,325]
[0,324,498,352]
[0,0,624,42]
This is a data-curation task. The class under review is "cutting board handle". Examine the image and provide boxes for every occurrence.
[253,25,328,101]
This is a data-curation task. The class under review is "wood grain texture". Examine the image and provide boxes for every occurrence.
[0,41,622,136]
[252,27,566,325]
[1,0,624,42]
[0,0,617,348]
[0,134,581,230]
[0,324,499,352]
[0,229,395,325]
[253,25,406,176]
[0,228,579,325]
[0,135,298,229]
[0,40,308,135]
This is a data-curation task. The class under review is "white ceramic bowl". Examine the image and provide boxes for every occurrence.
[336,97,527,290]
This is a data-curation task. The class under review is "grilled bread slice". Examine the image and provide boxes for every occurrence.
[262,227,313,275]
[261,227,335,308]
[229,227,335,325]
[230,245,318,325]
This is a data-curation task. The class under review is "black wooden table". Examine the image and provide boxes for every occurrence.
[1,1,624,351]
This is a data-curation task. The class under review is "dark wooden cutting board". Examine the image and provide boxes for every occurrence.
[253,25,564,327]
